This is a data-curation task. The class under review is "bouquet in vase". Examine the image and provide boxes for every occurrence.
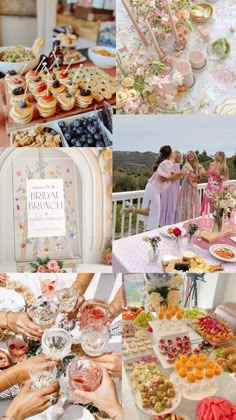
[211,190,236,232]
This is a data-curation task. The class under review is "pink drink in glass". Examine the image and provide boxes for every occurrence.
[80,299,109,329]
[8,335,28,362]
[68,358,103,403]
[40,274,57,298]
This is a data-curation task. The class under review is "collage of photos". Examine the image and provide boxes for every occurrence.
[0,0,236,419]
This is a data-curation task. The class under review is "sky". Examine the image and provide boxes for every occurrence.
[113,115,236,157]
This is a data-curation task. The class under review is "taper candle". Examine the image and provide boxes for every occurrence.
[165,0,180,44]
[146,21,164,61]
[121,0,149,47]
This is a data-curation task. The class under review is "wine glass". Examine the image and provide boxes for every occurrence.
[42,328,72,360]
[30,362,57,388]
[7,334,28,362]
[40,274,58,298]
[27,297,59,329]
[80,323,109,357]
[68,358,103,404]
[56,287,79,313]
[80,299,109,329]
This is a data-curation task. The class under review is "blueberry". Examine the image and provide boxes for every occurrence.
[34,77,41,82]
[80,88,91,97]
[75,140,82,147]
[12,87,24,95]
[80,135,87,144]
[96,141,105,147]
[53,80,60,88]
[66,92,72,98]
[87,138,95,146]
[58,121,65,128]
[73,119,80,128]
[64,132,72,141]
[8,70,17,75]
[68,80,73,85]
[71,138,77,146]
[94,133,102,141]
[19,101,27,108]
[52,75,56,80]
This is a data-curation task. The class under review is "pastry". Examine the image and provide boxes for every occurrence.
[25,69,40,82]
[5,70,18,84]
[28,76,44,93]
[10,87,29,105]
[12,124,61,147]
[75,88,93,108]
[64,79,79,94]
[37,95,57,118]
[32,83,48,100]
[57,92,75,111]
[55,70,70,85]
[7,76,25,91]
[10,100,34,124]
[57,33,77,45]
[49,80,65,97]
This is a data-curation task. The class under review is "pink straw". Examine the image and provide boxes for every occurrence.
[121,0,149,47]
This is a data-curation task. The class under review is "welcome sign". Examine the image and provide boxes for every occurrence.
[27,179,66,238]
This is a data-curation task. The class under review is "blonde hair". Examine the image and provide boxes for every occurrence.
[172,150,182,164]
[186,151,201,175]
[215,151,229,179]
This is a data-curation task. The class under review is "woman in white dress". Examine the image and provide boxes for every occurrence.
[121,146,184,230]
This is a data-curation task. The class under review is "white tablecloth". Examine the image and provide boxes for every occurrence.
[117,0,236,114]
[113,222,236,273]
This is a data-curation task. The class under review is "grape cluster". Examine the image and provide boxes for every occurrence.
[58,115,112,147]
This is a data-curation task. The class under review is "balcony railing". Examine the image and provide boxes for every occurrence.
[112,180,236,239]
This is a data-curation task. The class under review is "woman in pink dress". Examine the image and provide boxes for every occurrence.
[159,150,182,227]
[200,151,229,215]
[121,146,184,230]
[179,151,204,221]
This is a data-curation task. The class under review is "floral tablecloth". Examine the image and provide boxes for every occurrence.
[117,0,236,114]
[113,221,236,273]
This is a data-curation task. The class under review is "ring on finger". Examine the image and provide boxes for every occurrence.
[49,395,58,405]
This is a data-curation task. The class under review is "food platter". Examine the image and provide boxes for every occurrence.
[160,226,186,239]
[135,383,181,416]
[209,244,236,262]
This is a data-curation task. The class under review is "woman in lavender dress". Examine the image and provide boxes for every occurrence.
[160,151,182,227]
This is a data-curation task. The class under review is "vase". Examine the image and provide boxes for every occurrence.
[173,236,182,257]
[212,217,222,233]
[148,247,160,264]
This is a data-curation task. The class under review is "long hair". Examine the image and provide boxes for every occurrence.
[215,151,229,179]
[186,151,201,175]
[153,146,172,173]
[172,150,182,164]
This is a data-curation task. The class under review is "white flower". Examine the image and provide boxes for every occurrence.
[228,198,236,208]
[220,199,228,209]
[172,70,184,86]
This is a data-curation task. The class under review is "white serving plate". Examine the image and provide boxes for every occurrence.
[88,46,116,69]
[10,120,66,147]
[136,383,181,415]
[160,225,187,239]
[170,371,218,401]
[0,287,25,311]
[149,320,190,338]
[61,405,95,420]
[209,244,236,262]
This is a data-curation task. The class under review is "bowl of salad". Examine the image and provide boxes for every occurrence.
[0,45,40,74]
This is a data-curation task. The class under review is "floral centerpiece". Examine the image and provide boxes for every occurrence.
[143,235,161,263]
[117,0,198,114]
[172,226,182,252]
[211,190,236,232]
[30,257,66,273]
[187,222,198,244]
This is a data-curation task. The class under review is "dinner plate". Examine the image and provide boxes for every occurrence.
[161,226,186,239]
[61,405,95,420]
[136,382,181,415]
[209,244,236,262]
[0,288,25,311]
[215,99,236,115]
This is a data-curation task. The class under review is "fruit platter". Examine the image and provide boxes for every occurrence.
[197,397,236,420]
[136,376,181,415]
[122,306,144,321]
[183,308,206,321]
[2,64,116,134]
[211,346,236,373]
[133,311,153,329]
[192,316,236,345]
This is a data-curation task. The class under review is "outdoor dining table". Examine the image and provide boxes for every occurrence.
[113,218,236,273]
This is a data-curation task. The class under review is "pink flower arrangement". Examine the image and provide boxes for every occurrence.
[30,257,66,273]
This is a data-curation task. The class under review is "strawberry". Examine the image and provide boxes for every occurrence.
[48,285,54,291]
[42,95,53,102]
[74,378,84,384]
[9,344,16,350]
[60,73,67,79]
[36,84,47,93]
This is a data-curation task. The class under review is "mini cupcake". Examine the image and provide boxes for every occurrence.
[37,95,57,118]
[10,100,34,125]
[29,76,44,93]
[57,92,75,111]
[75,88,93,108]
[10,87,29,105]
[49,80,65,97]
[7,77,25,92]
[33,83,48,100]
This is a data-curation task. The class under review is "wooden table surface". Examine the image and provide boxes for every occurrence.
[0,58,115,147]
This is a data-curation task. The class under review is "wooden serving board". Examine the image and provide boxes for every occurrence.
[2,62,116,135]
[162,257,224,273]
[201,227,234,243]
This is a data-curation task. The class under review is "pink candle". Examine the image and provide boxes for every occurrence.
[189,50,205,70]
[173,60,194,88]
[121,0,149,47]
[165,0,180,44]
[146,21,163,61]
